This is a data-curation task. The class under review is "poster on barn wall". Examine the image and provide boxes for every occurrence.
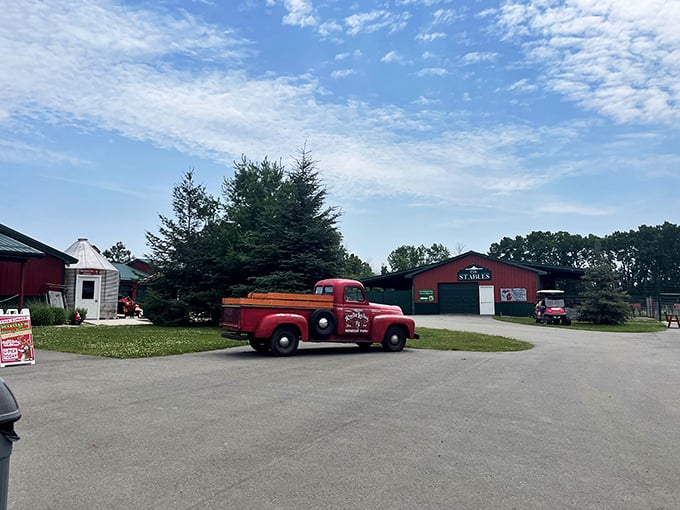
[0,314,35,367]
[500,288,527,302]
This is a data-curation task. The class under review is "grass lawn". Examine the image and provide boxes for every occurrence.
[33,325,242,359]
[494,316,667,332]
[33,324,533,358]
[408,327,533,352]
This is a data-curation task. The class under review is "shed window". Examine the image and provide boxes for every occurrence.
[81,281,95,300]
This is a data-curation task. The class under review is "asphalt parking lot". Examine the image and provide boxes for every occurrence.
[3,316,680,509]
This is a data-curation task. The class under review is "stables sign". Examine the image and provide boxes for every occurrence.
[457,265,491,281]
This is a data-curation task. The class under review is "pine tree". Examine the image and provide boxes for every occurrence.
[578,253,630,325]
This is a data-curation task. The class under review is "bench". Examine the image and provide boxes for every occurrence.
[664,311,680,328]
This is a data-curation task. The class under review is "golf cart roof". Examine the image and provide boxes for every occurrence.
[537,289,564,295]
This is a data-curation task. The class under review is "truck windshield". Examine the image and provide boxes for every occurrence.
[314,285,333,295]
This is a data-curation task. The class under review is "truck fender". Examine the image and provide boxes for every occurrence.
[254,313,309,342]
[369,315,416,343]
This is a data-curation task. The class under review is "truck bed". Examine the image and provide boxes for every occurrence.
[221,292,333,309]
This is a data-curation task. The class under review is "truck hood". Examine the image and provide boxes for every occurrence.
[369,303,404,315]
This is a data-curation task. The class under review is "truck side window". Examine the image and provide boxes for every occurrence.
[344,286,365,303]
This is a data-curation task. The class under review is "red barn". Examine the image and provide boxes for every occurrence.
[363,251,584,316]
[0,224,78,309]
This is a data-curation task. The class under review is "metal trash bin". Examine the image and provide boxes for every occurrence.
[0,378,20,510]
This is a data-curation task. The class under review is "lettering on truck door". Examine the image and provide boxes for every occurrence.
[338,285,370,336]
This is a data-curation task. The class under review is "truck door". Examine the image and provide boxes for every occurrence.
[336,284,370,337]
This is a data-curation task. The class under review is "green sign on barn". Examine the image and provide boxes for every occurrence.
[457,265,491,281]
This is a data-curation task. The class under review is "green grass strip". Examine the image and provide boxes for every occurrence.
[494,316,667,332]
[33,325,242,359]
[407,327,532,352]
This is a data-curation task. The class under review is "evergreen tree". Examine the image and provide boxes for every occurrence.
[102,241,133,263]
[144,170,221,323]
[578,252,630,325]
[222,147,344,294]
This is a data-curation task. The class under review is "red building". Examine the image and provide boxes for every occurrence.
[0,224,78,309]
[363,251,584,316]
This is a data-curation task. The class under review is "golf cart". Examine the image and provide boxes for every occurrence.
[534,290,571,325]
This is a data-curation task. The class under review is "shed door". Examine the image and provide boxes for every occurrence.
[438,283,479,314]
[75,275,101,320]
[479,285,495,315]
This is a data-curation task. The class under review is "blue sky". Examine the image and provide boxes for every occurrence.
[1,0,679,271]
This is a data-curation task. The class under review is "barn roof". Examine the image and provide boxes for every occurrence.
[0,223,78,263]
[64,238,118,271]
[112,262,150,281]
[0,233,44,259]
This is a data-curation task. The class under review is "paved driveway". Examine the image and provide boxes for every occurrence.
[3,317,680,509]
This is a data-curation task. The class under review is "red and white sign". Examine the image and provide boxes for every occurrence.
[0,315,35,367]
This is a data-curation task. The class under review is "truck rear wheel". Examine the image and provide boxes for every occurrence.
[382,326,406,352]
[249,338,270,354]
[270,326,299,356]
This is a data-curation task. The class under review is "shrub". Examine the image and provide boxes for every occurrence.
[28,303,55,326]
[51,307,67,325]
[142,291,190,326]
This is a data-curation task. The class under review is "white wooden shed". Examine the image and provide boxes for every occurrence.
[63,239,120,319]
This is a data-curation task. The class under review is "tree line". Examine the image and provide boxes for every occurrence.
[488,224,680,297]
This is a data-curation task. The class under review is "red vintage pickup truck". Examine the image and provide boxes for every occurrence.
[221,278,418,356]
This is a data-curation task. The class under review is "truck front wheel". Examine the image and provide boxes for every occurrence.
[382,326,406,352]
[249,338,270,354]
[270,326,299,356]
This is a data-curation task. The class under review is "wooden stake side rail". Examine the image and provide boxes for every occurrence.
[222,292,333,310]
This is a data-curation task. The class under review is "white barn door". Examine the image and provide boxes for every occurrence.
[479,285,495,315]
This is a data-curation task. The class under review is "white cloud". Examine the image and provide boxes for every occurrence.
[496,0,680,124]
[381,51,407,64]
[415,67,449,77]
[281,0,317,27]
[330,69,356,79]
[345,10,411,36]
[318,20,343,37]
[416,32,447,42]
[413,96,440,106]
[460,52,498,65]
[432,9,459,25]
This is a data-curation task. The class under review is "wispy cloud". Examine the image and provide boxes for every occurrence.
[416,32,447,42]
[331,69,356,79]
[345,10,411,36]
[415,67,449,77]
[496,0,680,124]
[1,0,674,223]
[381,51,408,64]
[460,52,498,65]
